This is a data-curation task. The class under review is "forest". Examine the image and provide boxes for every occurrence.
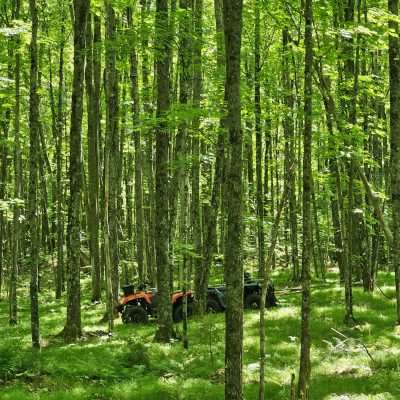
[0,0,400,398]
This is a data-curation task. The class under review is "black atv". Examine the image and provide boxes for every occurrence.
[170,287,226,322]
[214,273,278,310]
[206,287,226,312]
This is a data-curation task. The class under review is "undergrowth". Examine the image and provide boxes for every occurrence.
[0,270,399,399]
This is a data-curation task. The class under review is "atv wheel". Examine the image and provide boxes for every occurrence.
[206,298,222,313]
[245,293,261,309]
[266,283,278,307]
[122,305,149,324]
[173,302,194,323]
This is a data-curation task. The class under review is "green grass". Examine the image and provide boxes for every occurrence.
[0,270,399,399]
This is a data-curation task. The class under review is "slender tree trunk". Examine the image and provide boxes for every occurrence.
[216,0,226,260]
[93,14,102,287]
[154,0,175,342]
[0,15,13,303]
[342,0,357,325]
[105,0,120,305]
[201,0,225,306]
[282,28,300,283]
[254,0,263,258]
[254,2,266,398]
[180,174,190,349]
[312,180,325,279]
[298,0,313,397]
[169,0,191,291]
[315,64,348,283]
[192,0,205,315]
[127,7,146,284]
[38,124,51,254]
[28,0,41,348]
[260,188,288,400]
[389,0,400,324]
[104,149,114,333]
[64,0,89,342]
[9,0,21,325]
[223,0,244,398]
[55,6,66,299]
[118,81,127,285]
[86,13,101,302]
[141,0,156,285]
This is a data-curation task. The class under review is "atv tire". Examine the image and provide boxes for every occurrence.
[206,298,223,313]
[173,301,194,323]
[122,305,149,324]
[245,293,261,309]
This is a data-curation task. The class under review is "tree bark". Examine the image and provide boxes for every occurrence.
[200,0,225,311]
[192,0,205,315]
[105,0,120,306]
[55,5,66,299]
[298,0,313,397]
[254,2,266,395]
[127,7,146,284]
[64,0,89,342]
[222,0,244,398]
[28,0,41,348]
[85,13,101,302]
[282,28,300,283]
[9,0,21,325]
[169,0,191,292]
[342,0,358,325]
[154,0,175,342]
[260,187,288,400]
[389,0,400,324]
[141,0,156,285]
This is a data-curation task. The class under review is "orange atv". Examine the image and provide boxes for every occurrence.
[116,283,225,324]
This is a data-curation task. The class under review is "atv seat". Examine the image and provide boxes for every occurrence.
[122,284,135,296]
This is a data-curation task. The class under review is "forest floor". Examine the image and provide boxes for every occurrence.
[0,270,399,400]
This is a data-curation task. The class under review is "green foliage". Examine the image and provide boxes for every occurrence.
[119,338,151,370]
[0,272,399,399]
[0,345,20,382]
[371,352,400,372]
[0,344,37,383]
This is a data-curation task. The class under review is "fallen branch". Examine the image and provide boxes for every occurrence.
[376,285,395,300]
[275,283,336,296]
[331,327,375,363]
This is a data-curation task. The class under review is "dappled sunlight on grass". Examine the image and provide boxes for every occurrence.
[1,272,399,399]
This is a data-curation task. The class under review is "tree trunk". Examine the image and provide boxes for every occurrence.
[0,13,13,304]
[169,0,191,292]
[192,0,205,315]
[105,0,120,305]
[298,0,313,397]
[254,4,266,398]
[260,187,288,400]
[389,0,400,324]
[64,0,89,342]
[55,5,66,299]
[200,0,225,309]
[222,0,244,398]
[127,7,146,284]
[85,13,101,302]
[141,0,156,285]
[9,0,22,325]
[342,0,358,325]
[104,147,114,333]
[282,28,300,283]
[154,0,175,342]
[28,0,41,348]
